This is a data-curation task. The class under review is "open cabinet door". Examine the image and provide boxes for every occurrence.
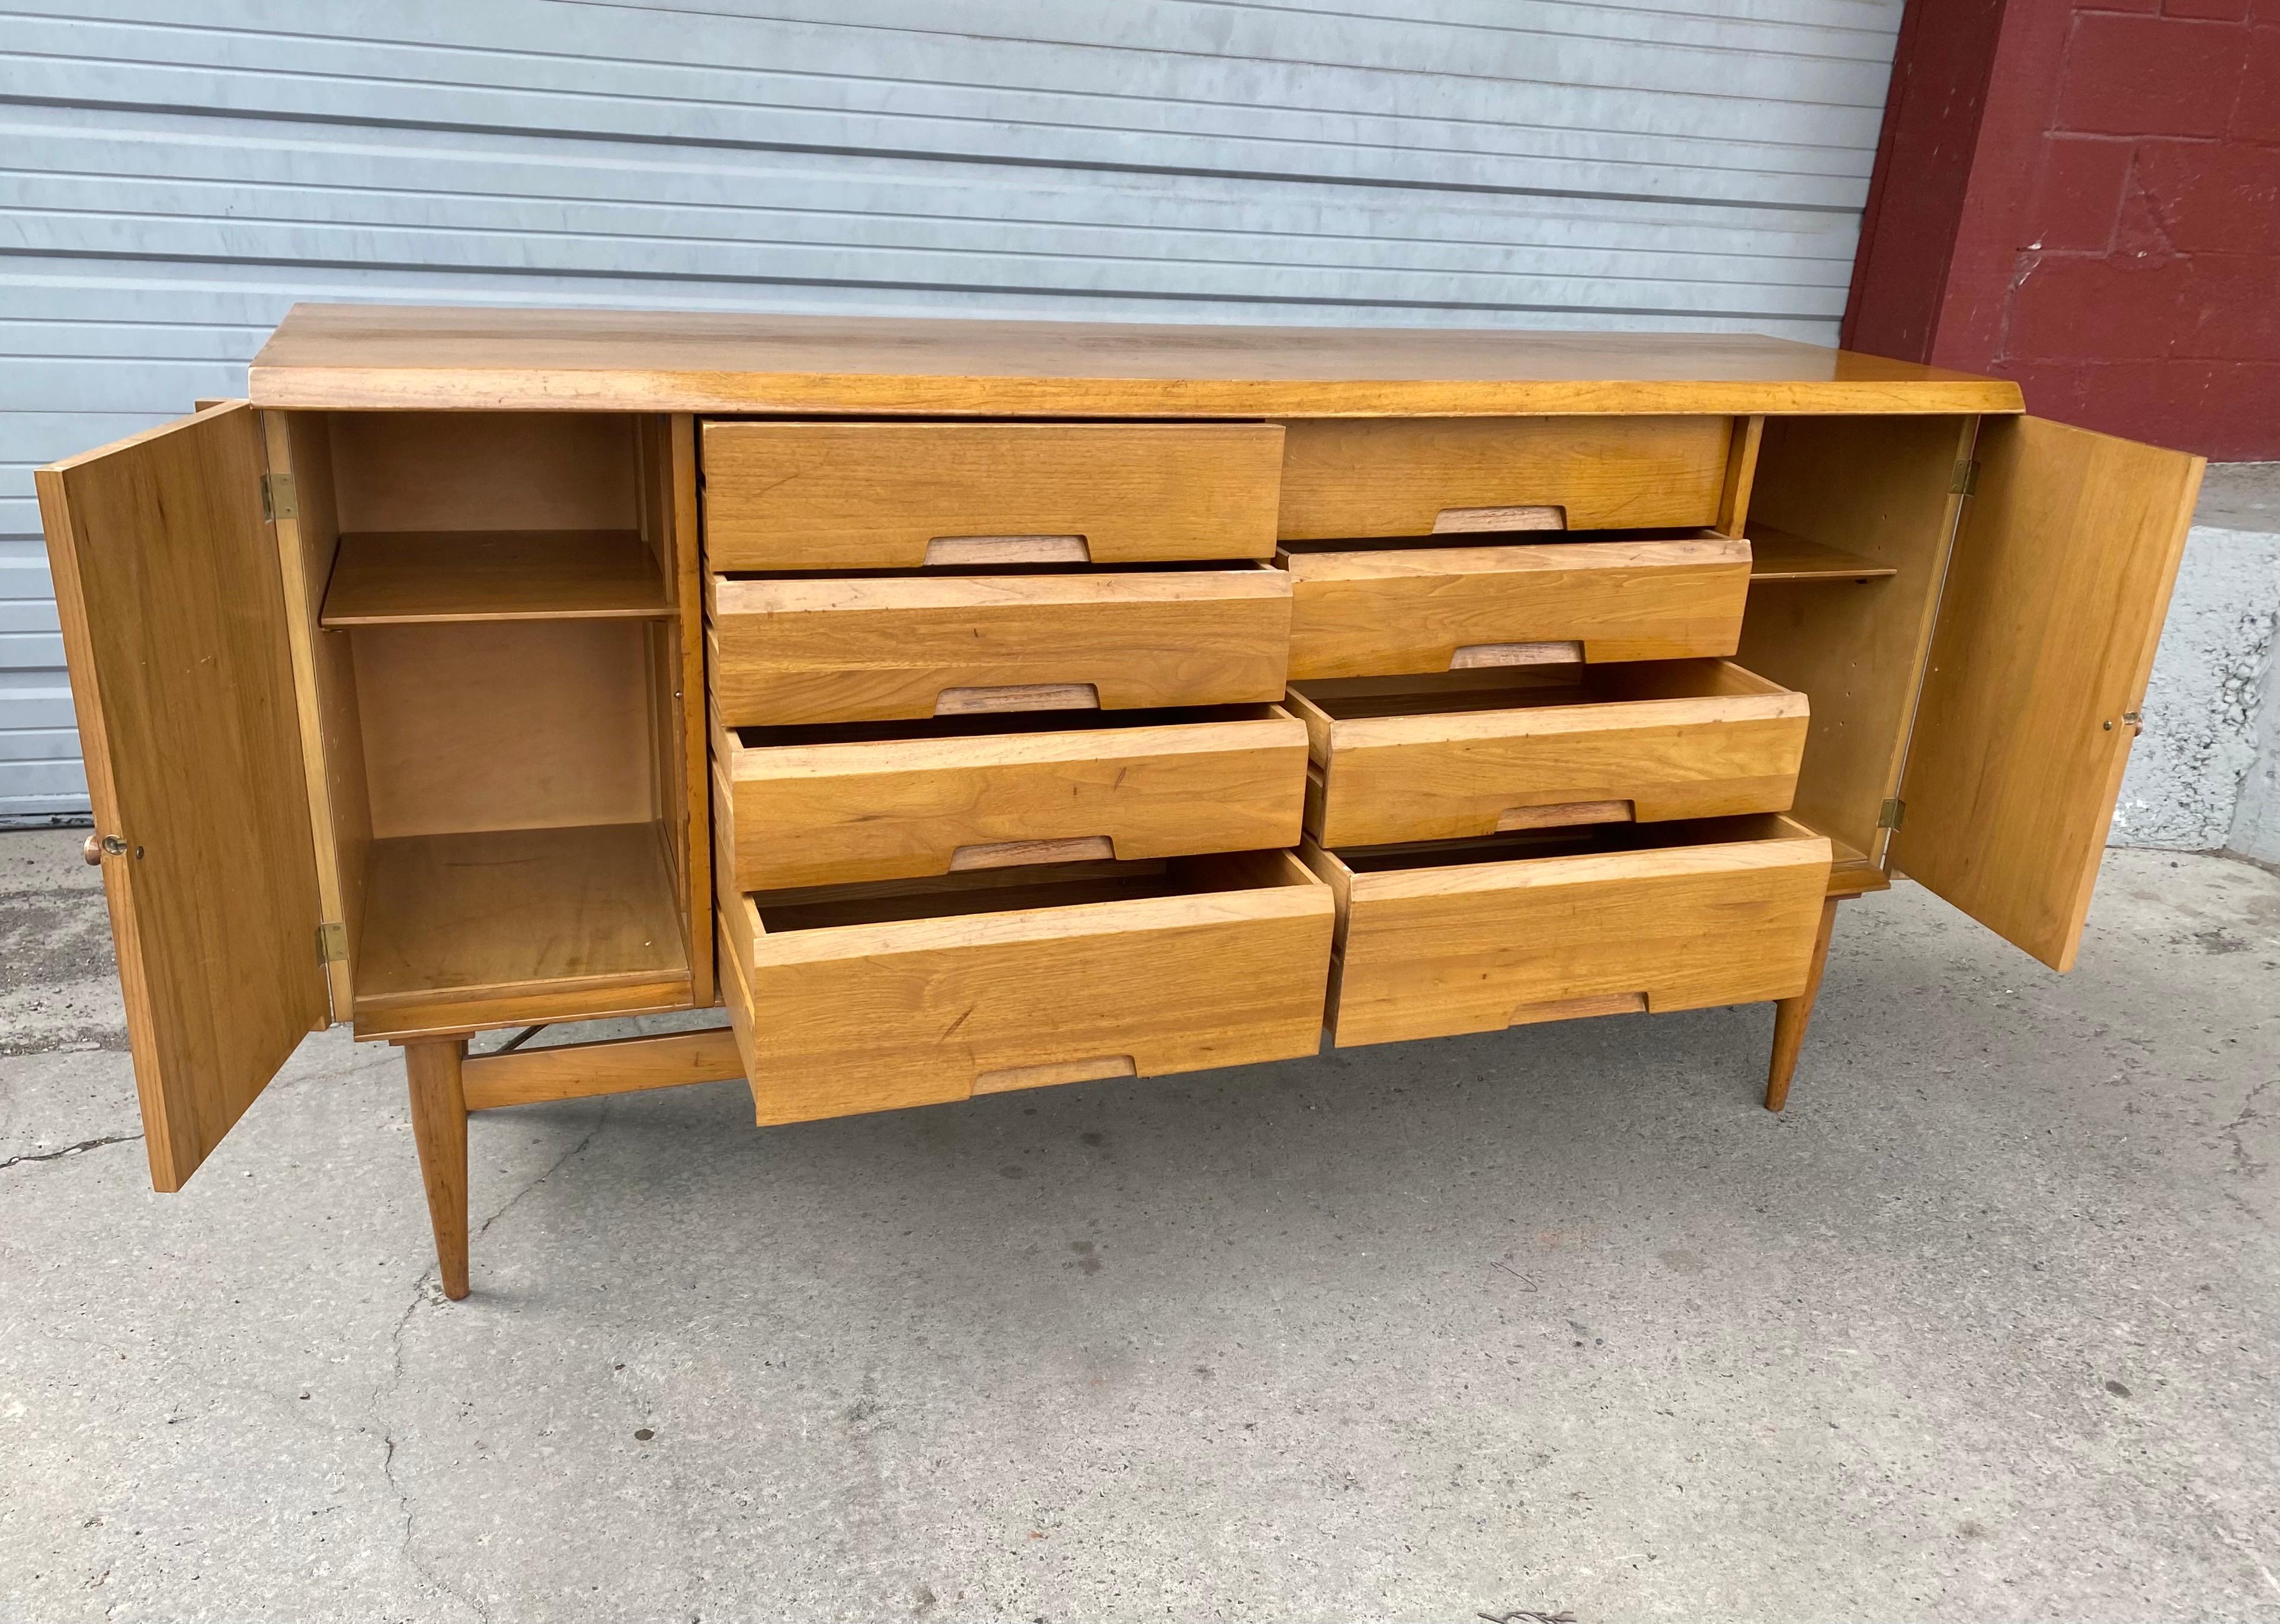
[37,403,329,1191]
[1892,415,2204,972]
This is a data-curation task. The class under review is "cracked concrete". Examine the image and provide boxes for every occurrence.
[1,827,2276,1622]
[0,834,127,1058]
[2115,462,2280,859]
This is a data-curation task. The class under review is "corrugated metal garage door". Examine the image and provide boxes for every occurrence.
[0,0,1902,822]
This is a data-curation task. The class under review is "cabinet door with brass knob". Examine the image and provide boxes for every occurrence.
[37,402,328,1193]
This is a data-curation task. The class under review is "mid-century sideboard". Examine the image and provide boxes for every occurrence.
[37,305,2204,1299]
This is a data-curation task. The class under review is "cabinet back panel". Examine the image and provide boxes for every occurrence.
[1737,416,1975,861]
[328,412,642,533]
[350,620,659,838]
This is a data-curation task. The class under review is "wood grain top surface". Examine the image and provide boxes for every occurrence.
[250,304,2025,417]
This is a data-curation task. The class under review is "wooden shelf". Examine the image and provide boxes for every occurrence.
[353,820,691,1037]
[1746,526,1898,584]
[320,529,673,626]
[1816,828,1890,896]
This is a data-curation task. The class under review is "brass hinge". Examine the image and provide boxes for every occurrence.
[1949,459,1980,497]
[261,471,299,523]
[316,920,347,963]
[1879,797,1907,830]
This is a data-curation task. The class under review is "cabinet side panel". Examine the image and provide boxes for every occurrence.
[1735,415,1975,861]
[265,411,369,1004]
[638,422,681,911]
[1715,414,1765,537]
[671,415,713,1004]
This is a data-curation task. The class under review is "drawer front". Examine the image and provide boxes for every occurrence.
[715,707,1309,889]
[718,853,1334,1126]
[1283,536,1750,681]
[1292,667,1808,847]
[1277,416,1733,540]
[708,567,1292,725]
[1309,828,1831,1048]
[702,421,1285,569]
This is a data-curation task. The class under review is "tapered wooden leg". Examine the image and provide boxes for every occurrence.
[1765,897,1840,1112]
[404,1039,470,1299]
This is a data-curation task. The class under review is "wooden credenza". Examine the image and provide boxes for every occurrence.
[38,306,2205,1298]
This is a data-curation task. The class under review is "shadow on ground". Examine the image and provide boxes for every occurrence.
[2,829,2275,1622]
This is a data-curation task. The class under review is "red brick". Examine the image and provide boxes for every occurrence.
[2120,360,2280,455]
[2035,359,2193,447]
[2028,136,2135,249]
[2114,160,2184,257]
[2165,0,2250,19]
[2007,252,2195,358]
[2135,140,2280,251]
[2179,361,2280,458]
[2054,13,2248,135]
[2057,360,2170,435]
[1999,359,2099,419]
[2233,27,2280,142]
[2179,252,2280,356]
[1997,359,2278,459]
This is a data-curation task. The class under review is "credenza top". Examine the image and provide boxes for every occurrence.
[248,304,2027,418]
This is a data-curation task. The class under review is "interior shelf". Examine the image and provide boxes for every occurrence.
[1818,828,1886,895]
[320,529,674,626]
[353,819,690,1034]
[1746,525,1898,584]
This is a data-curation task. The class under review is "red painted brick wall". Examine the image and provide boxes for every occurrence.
[1845,0,2279,459]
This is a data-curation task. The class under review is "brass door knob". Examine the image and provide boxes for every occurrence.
[82,834,103,865]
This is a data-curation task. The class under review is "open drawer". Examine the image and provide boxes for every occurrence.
[1280,533,1751,681]
[1304,815,1831,1049]
[716,851,1334,1126]
[707,563,1292,725]
[1277,416,1737,540]
[1288,660,1808,847]
[714,703,1308,890]
[700,421,1285,569]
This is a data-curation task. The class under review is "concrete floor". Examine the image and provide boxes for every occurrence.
[1,828,2275,1623]
[2116,461,2280,859]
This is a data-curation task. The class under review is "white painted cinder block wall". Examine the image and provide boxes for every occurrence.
[2111,464,2280,864]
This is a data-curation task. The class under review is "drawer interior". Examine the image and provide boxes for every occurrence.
[1277,523,1727,556]
[747,850,1305,934]
[275,412,700,1036]
[1290,658,1789,723]
[1331,811,1814,871]
[727,701,1284,750]
[712,557,1262,582]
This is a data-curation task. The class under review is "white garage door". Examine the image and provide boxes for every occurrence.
[0,0,1902,822]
